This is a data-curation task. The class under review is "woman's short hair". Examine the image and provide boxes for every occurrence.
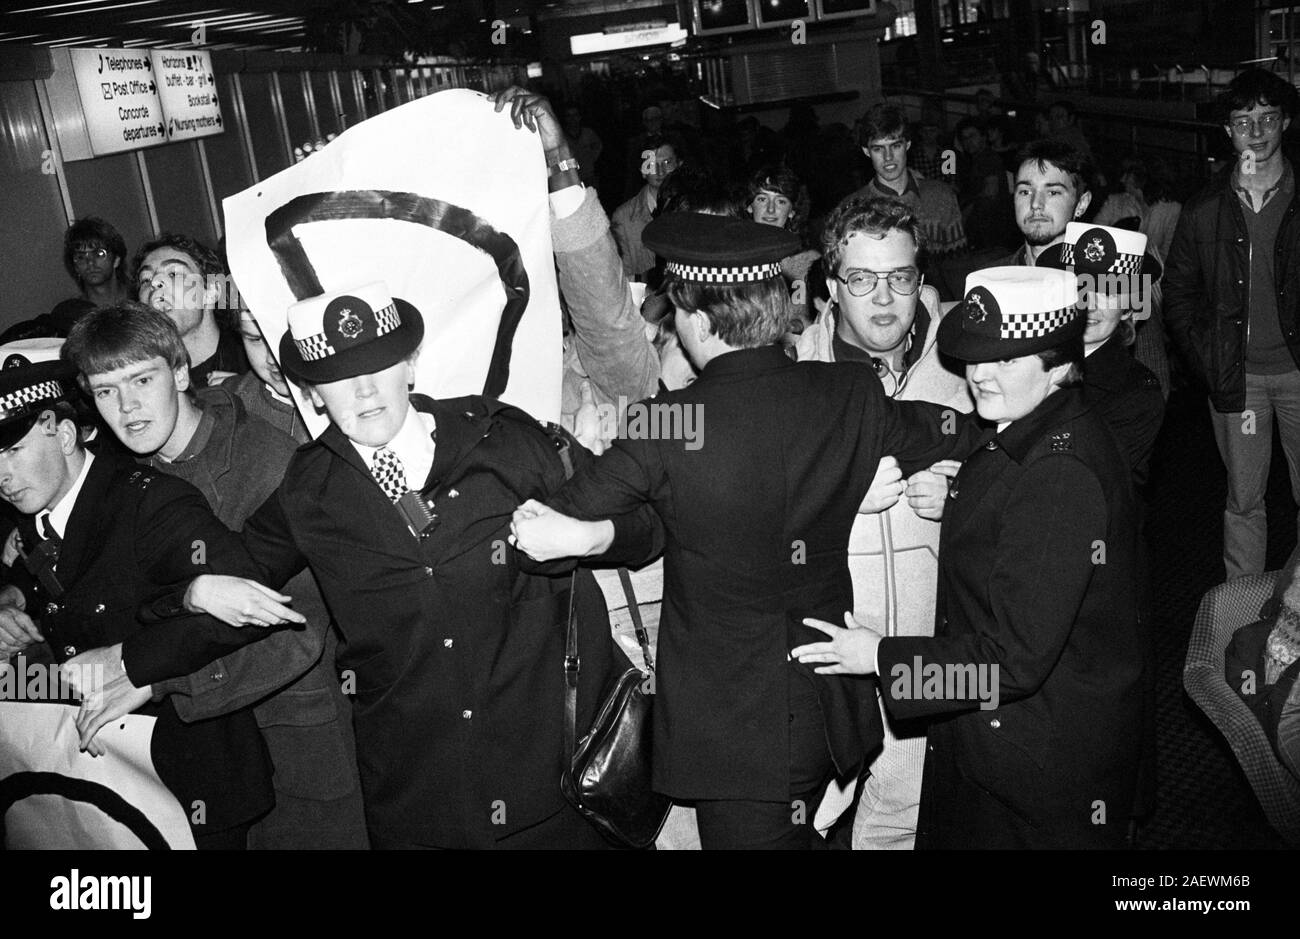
[664,275,790,349]
[63,300,190,388]
[1036,336,1084,386]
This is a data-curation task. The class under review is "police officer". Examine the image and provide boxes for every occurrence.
[1037,222,1166,488]
[511,212,984,850]
[794,266,1146,848]
[0,346,274,849]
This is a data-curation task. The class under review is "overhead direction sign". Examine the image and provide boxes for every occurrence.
[68,48,165,157]
[150,49,224,143]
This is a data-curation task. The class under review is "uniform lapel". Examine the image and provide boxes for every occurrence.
[55,452,120,586]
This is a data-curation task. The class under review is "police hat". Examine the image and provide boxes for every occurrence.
[0,339,78,450]
[642,212,800,285]
[279,281,424,385]
[1036,222,1162,304]
[938,266,1082,362]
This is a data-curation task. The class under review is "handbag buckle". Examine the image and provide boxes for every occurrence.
[564,655,581,674]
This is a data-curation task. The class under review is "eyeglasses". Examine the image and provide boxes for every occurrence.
[834,268,922,297]
[1229,114,1283,135]
[71,247,109,263]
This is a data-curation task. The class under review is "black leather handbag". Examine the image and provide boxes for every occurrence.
[562,568,671,849]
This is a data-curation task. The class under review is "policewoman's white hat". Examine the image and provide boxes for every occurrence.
[1036,222,1163,295]
[938,266,1082,362]
[279,281,424,384]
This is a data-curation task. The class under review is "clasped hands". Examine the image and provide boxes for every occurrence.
[861,457,961,519]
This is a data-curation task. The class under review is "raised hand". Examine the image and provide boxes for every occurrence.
[490,86,565,153]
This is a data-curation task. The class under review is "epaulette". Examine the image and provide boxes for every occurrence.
[124,469,157,490]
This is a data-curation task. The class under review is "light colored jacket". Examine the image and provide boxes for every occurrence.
[797,287,973,638]
[553,186,659,424]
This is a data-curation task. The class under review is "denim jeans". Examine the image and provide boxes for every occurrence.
[1209,369,1300,579]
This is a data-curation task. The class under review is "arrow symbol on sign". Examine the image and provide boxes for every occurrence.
[149,81,155,93]
[97,54,103,74]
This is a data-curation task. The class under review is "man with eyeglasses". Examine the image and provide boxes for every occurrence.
[795,194,973,848]
[1,218,131,345]
[1165,68,1300,579]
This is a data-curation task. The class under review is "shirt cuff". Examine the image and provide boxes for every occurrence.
[550,184,585,220]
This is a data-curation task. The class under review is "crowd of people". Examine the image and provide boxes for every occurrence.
[1,65,1298,850]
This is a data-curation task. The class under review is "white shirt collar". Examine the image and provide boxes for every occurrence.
[349,401,437,493]
[39,450,94,540]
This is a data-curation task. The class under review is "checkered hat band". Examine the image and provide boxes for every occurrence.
[666,261,783,283]
[294,302,403,362]
[999,305,1076,339]
[0,380,64,420]
[295,334,334,362]
[1061,242,1144,273]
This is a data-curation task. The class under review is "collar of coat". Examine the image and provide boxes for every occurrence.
[315,393,517,493]
[993,385,1090,464]
[1083,335,1141,395]
[696,344,794,382]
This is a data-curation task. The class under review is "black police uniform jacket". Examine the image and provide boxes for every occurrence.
[878,387,1145,849]
[227,394,662,848]
[547,346,983,802]
[1083,335,1165,488]
[23,451,275,834]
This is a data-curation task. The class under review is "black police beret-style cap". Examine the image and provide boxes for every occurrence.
[0,360,78,450]
[642,212,801,284]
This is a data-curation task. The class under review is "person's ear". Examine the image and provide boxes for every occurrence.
[1286,116,1293,134]
[173,363,191,393]
[307,385,325,410]
[1048,361,1073,388]
[1074,190,1093,218]
[403,354,418,388]
[691,309,712,343]
[904,139,912,153]
[57,418,78,455]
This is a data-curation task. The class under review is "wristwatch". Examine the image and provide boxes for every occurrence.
[548,158,580,175]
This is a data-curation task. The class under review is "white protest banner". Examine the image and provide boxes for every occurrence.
[223,88,562,436]
[0,702,195,849]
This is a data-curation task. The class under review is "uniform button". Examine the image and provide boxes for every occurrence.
[989,718,1001,729]
[448,488,459,499]
[928,744,935,752]
[63,645,77,657]
[424,566,434,576]
[461,709,472,719]
[211,669,225,681]
[444,638,453,648]
[984,439,998,450]
[45,602,59,616]
[94,603,105,614]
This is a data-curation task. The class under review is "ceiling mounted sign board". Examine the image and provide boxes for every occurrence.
[68,48,165,157]
[150,48,224,143]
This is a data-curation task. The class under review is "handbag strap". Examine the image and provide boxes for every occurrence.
[564,570,580,760]
[617,567,654,672]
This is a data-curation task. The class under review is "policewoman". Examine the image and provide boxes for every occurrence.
[1038,222,1166,488]
[172,282,662,849]
[795,267,1146,848]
